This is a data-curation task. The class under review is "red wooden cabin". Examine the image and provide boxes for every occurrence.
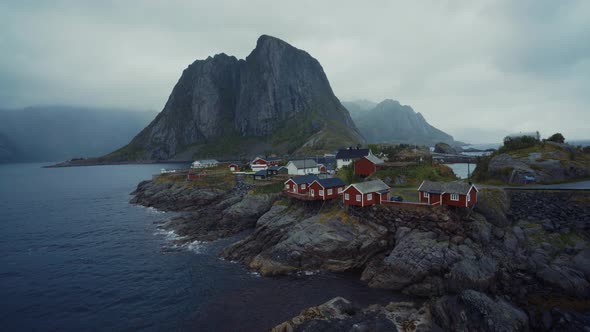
[308,178,347,200]
[417,181,478,207]
[229,163,240,172]
[354,155,384,177]
[251,157,281,171]
[343,179,390,207]
[283,175,320,196]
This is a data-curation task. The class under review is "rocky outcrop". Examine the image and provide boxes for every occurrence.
[222,203,391,275]
[107,35,364,161]
[480,142,590,184]
[349,99,455,146]
[474,188,511,227]
[434,142,459,154]
[272,297,433,332]
[432,290,529,332]
[130,178,278,242]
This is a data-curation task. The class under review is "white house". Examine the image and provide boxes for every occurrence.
[335,148,374,169]
[191,159,219,168]
[285,159,320,175]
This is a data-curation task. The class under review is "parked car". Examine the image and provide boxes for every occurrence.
[390,195,403,202]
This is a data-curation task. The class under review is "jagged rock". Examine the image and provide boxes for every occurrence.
[536,264,590,298]
[361,230,461,294]
[447,257,498,292]
[222,203,389,275]
[474,188,511,227]
[106,35,364,161]
[272,297,433,332]
[431,290,529,332]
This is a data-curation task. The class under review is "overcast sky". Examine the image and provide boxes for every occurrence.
[1,1,588,143]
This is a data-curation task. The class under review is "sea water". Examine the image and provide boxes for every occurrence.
[0,163,402,331]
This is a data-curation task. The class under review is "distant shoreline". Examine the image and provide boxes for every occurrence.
[43,159,194,168]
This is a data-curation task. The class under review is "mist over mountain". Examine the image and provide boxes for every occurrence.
[0,106,156,162]
[345,99,455,146]
[104,35,364,161]
[341,99,377,118]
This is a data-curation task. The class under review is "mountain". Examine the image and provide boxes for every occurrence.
[0,106,156,162]
[341,99,377,118]
[104,35,364,161]
[346,99,455,146]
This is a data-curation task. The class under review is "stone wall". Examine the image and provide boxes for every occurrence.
[507,190,590,234]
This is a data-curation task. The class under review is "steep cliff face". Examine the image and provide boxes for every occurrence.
[107,35,364,161]
[347,99,455,146]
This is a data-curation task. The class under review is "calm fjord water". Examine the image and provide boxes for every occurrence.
[0,163,399,331]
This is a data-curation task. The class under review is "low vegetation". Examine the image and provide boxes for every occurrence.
[372,163,457,187]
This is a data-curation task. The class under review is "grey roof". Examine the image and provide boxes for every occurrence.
[336,148,370,159]
[254,170,267,176]
[288,159,318,169]
[267,165,281,171]
[349,179,390,194]
[418,181,476,195]
[288,175,319,185]
[363,154,384,165]
[313,177,347,189]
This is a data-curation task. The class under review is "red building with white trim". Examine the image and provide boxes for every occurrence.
[251,157,281,171]
[343,179,390,207]
[308,178,347,200]
[354,155,384,177]
[417,181,478,207]
[284,175,320,196]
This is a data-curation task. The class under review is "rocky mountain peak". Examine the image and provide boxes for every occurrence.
[105,35,364,161]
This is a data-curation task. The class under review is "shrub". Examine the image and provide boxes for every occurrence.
[546,133,565,144]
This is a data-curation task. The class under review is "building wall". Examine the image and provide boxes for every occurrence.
[354,158,377,176]
[336,159,353,169]
[343,187,379,206]
[286,162,319,175]
[309,182,344,200]
[442,193,467,207]
[343,186,363,206]
[468,188,477,207]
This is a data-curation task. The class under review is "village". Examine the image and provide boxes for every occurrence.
[162,146,479,210]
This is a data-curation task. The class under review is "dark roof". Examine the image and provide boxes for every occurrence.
[266,157,282,162]
[335,148,371,159]
[254,170,267,176]
[418,181,477,195]
[287,175,319,185]
[267,165,281,171]
[347,179,390,194]
[313,178,346,189]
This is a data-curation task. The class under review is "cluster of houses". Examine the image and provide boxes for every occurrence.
[284,175,478,208]
[186,146,478,209]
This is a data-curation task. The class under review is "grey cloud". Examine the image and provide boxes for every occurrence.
[0,0,588,143]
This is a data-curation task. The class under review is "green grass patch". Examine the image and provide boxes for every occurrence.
[252,182,285,195]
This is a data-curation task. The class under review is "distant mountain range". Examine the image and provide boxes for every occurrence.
[102,35,364,162]
[344,99,456,146]
[0,106,155,162]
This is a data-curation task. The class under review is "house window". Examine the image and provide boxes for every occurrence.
[345,193,349,200]
[423,192,429,198]
[356,194,361,202]
[302,184,306,190]
[327,189,333,195]
[338,187,343,194]
[367,193,373,200]
[310,189,315,196]
[285,184,289,190]
[319,190,324,196]
[450,193,459,201]
[467,195,471,202]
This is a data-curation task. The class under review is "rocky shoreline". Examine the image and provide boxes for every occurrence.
[130,177,590,331]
